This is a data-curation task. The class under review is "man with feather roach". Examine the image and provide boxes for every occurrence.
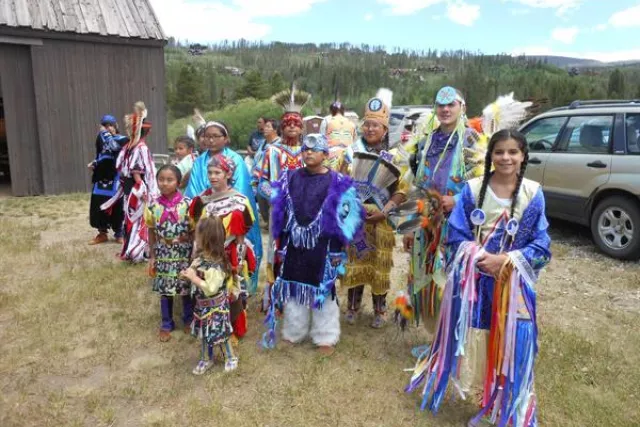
[258,84,309,300]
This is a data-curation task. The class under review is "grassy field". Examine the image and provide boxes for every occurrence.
[0,194,639,427]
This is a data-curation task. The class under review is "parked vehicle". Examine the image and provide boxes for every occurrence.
[519,99,640,260]
[389,105,432,147]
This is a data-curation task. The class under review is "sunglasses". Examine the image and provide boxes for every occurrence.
[302,134,328,152]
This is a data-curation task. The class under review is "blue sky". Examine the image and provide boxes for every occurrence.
[150,0,640,61]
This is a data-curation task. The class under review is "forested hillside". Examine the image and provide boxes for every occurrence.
[163,40,640,148]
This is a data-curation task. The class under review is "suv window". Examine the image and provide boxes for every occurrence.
[559,115,613,154]
[626,114,640,154]
[521,116,566,152]
[389,113,404,128]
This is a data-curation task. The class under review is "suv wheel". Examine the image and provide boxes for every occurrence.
[590,196,640,260]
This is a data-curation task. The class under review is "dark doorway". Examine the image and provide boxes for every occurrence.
[0,88,11,191]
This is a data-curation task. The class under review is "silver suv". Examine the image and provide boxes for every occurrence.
[519,100,640,260]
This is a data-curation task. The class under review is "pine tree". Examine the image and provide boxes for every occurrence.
[608,69,625,98]
[236,70,269,100]
[172,63,204,118]
[203,62,218,109]
[269,71,286,94]
[218,88,227,109]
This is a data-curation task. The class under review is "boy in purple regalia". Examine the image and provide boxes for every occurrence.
[262,134,364,355]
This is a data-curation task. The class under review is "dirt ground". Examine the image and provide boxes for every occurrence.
[0,194,639,427]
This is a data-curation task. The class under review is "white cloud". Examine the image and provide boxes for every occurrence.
[447,2,480,26]
[594,23,607,31]
[378,0,479,26]
[511,45,640,62]
[377,0,444,16]
[364,12,374,21]
[608,4,640,28]
[510,8,531,16]
[149,0,325,42]
[231,0,326,17]
[507,0,581,16]
[551,26,579,44]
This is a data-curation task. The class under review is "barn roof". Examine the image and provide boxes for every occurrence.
[0,0,165,40]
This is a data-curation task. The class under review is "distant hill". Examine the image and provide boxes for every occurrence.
[164,41,640,122]
[525,55,603,68]
[526,55,640,69]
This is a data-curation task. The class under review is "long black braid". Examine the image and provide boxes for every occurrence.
[476,129,530,220]
[476,150,493,211]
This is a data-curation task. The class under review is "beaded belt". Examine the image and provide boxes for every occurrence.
[196,293,226,308]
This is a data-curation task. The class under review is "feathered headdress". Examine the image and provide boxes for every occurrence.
[375,88,393,110]
[125,101,149,147]
[363,88,393,128]
[481,93,533,135]
[192,108,206,137]
[271,82,311,114]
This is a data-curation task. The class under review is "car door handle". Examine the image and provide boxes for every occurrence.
[529,157,542,165]
[587,161,607,168]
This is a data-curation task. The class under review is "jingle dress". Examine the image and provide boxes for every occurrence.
[189,257,234,348]
[190,189,257,339]
[145,193,195,330]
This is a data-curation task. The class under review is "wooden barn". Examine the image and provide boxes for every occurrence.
[0,0,167,196]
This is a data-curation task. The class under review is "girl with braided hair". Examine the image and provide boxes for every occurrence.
[406,129,551,427]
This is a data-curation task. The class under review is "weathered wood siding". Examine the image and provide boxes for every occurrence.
[29,37,166,194]
[0,43,44,196]
[0,0,165,40]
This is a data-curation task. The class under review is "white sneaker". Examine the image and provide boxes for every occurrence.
[192,360,212,375]
[224,357,238,372]
[345,309,357,325]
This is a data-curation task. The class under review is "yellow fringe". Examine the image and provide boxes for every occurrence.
[341,218,395,294]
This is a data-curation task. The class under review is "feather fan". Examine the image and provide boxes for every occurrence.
[271,83,311,113]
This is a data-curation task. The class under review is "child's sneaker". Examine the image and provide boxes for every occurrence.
[345,309,357,325]
[192,360,212,375]
[371,313,386,329]
[224,357,238,372]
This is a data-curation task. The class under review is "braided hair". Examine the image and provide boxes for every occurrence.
[476,129,529,220]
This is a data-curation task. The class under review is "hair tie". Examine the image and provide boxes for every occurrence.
[208,154,235,175]
[204,121,228,137]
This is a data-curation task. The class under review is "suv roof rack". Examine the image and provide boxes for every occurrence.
[568,100,640,109]
[392,105,433,110]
